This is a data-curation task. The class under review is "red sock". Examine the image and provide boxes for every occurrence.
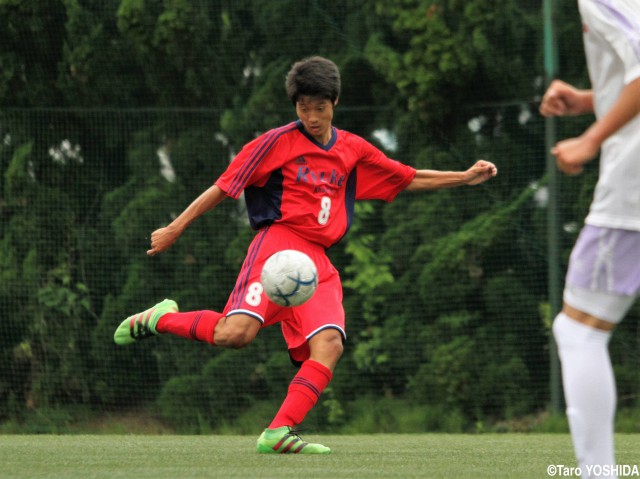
[269,359,332,429]
[156,310,222,345]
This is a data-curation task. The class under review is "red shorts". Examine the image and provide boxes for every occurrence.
[223,224,345,362]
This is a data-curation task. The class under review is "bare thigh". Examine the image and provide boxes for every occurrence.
[214,313,261,349]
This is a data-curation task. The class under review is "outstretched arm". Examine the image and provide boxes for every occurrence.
[147,184,228,256]
[404,160,497,191]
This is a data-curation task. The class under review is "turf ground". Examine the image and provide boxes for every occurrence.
[1,433,638,478]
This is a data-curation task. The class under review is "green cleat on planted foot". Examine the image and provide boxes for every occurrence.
[256,426,331,454]
[113,299,178,346]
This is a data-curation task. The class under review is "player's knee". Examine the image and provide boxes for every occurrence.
[223,331,254,349]
[309,329,344,368]
[214,315,259,349]
[325,333,344,359]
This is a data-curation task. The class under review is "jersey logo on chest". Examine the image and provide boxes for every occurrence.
[295,166,346,189]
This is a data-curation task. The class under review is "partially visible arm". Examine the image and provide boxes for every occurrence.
[405,160,497,191]
[552,77,640,175]
[147,184,228,256]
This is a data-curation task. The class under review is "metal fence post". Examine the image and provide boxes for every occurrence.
[543,0,563,414]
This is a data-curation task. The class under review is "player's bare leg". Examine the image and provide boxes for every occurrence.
[115,302,338,454]
[212,314,261,348]
[257,329,342,454]
[308,328,344,371]
[114,304,260,347]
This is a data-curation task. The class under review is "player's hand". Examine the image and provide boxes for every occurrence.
[147,226,181,256]
[551,135,599,176]
[464,160,498,185]
[539,80,589,117]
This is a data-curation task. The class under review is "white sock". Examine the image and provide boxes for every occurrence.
[553,313,617,479]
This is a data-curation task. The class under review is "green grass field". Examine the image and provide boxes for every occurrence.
[1,433,638,478]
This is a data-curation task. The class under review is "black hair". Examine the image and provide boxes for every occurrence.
[285,56,341,105]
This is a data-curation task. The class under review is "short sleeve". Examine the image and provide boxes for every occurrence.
[587,0,640,84]
[354,140,416,202]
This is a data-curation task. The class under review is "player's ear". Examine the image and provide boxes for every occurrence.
[333,98,339,107]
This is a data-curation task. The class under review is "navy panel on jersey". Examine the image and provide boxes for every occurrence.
[244,169,284,230]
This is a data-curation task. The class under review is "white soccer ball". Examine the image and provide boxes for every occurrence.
[261,249,318,307]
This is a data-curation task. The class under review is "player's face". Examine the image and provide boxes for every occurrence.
[295,96,335,145]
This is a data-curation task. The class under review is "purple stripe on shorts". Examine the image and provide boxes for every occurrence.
[230,226,269,310]
[565,224,640,296]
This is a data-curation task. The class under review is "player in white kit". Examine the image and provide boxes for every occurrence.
[539,1,640,478]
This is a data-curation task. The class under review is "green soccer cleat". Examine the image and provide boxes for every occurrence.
[113,299,178,346]
[256,426,331,454]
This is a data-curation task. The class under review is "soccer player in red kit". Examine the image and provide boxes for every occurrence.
[114,56,497,454]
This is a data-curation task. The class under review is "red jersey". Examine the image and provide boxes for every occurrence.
[215,120,416,248]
